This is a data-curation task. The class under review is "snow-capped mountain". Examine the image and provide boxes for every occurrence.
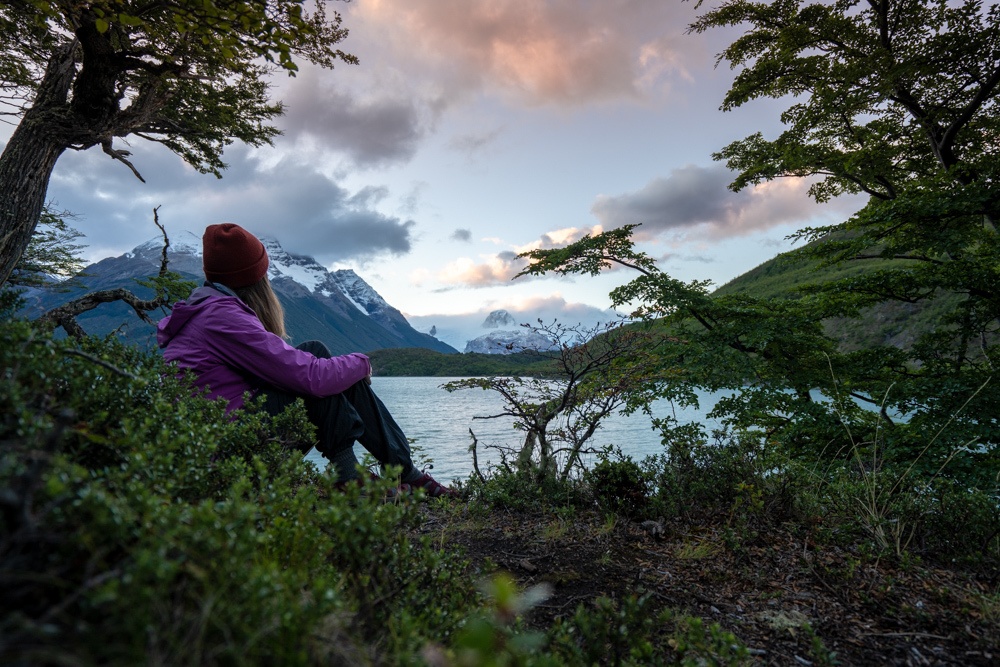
[463,310,559,355]
[482,309,516,329]
[21,233,456,355]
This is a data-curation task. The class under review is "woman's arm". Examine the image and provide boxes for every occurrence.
[205,299,370,396]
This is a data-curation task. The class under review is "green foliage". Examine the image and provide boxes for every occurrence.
[0,1,359,287]
[462,466,588,513]
[807,462,1000,567]
[431,574,550,667]
[586,454,650,518]
[547,593,750,666]
[1,1,357,176]
[518,202,998,492]
[518,225,660,279]
[437,580,752,667]
[2,315,995,664]
[690,0,1000,202]
[0,319,479,665]
[8,205,87,289]
[681,0,1000,486]
[642,431,801,527]
[134,270,200,316]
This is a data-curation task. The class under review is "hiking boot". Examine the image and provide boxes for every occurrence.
[408,471,460,498]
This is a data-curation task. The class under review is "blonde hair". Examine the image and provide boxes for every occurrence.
[234,275,287,338]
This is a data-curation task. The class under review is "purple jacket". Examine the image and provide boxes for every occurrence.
[157,286,371,412]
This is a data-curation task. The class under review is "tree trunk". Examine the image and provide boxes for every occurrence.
[0,114,69,286]
[0,44,76,287]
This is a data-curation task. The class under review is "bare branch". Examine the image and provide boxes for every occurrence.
[63,348,141,380]
[38,287,166,338]
[100,139,146,183]
[467,429,486,483]
[36,210,174,338]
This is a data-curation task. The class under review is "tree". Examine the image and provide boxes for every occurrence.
[519,0,1000,488]
[518,227,850,449]
[445,320,669,484]
[35,207,197,339]
[690,0,1000,203]
[0,0,357,286]
[687,0,1000,313]
[8,204,87,290]
[689,0,999,476]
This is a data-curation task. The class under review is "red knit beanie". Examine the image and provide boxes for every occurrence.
[202,223,269,288]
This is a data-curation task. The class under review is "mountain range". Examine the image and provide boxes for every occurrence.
[17,232,457,356]
[16,231,945,363]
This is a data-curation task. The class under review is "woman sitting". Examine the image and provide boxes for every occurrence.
[157,223,457,498]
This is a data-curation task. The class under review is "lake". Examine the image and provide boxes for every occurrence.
[304,376,729,483]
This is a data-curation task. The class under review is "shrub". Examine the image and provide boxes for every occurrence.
[0,318,479,665]
[586,454,651,519]
[644,430,801,527]
[812,464,1000,568]
[547,593,750,666]
[463,465,589,512]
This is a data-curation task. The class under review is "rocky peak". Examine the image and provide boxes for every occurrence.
[482,309,516,329]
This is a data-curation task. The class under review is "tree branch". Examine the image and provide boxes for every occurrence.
[63,348,141,380]
[36,208,172,338]
[100,138,146,182]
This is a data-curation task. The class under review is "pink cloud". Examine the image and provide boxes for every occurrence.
[435,253,528,288]
[352,0,701,105]
[433,225,612,289]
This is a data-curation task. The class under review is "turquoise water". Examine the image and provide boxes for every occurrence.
[304,377,728,483]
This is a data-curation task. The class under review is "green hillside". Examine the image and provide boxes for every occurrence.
[712,248,961,351]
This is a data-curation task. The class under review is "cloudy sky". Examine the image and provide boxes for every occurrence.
[27,0,864,349]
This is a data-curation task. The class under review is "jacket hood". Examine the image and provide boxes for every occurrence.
[157,285,254,348]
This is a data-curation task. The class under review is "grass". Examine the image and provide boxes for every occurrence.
[675,538,722,560]
[808,362,994,558]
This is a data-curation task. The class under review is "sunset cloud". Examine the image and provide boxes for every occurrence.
[515,225,604,254]
[591,164,841,241]
[351,0,700,106]
[435,252,529,289]
[431,225,611,289]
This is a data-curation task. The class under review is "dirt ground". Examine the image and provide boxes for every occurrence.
[416,505,999,666]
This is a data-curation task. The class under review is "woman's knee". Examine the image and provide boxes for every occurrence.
[296,340,331,358]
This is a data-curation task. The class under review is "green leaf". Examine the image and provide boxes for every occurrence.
[117,14,144,27]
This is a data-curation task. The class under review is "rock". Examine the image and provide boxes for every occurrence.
[640,520,665,539]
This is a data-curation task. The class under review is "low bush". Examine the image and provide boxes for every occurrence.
[641,430,802,527]
[809,464,1000,568]
[4,305,996,665]
[462,465,589,512]
[0,316,479,665]
[434,579,750,667]
[586,455,651,519]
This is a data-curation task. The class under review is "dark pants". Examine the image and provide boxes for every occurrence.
[259,340,414,478]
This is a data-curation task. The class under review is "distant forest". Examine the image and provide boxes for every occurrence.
[368,347,557,377]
